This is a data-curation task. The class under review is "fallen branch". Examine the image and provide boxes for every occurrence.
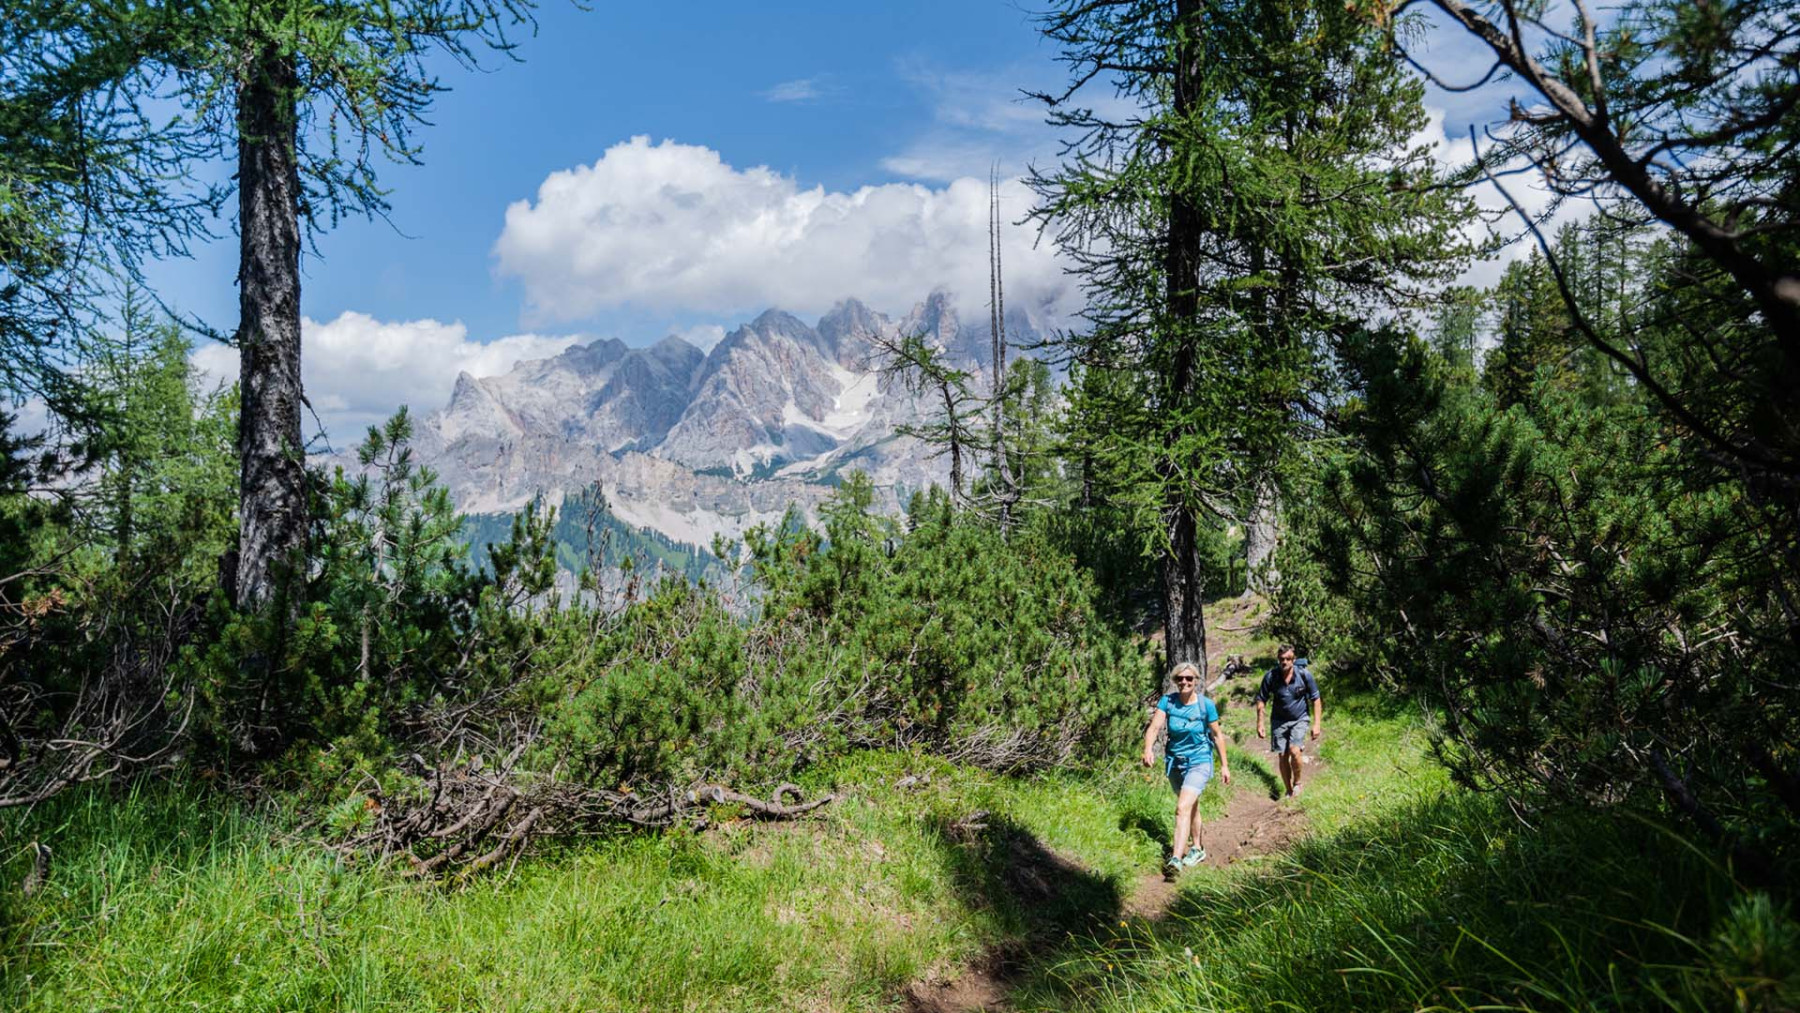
[337,756,836,878]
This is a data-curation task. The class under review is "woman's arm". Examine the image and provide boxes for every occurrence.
[1142,709,1167,766]
[1209,720,1232,784]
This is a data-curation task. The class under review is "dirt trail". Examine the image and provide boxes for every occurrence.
[1119,750,1313,920]
[904,728,1322,1012]
[903,597,1300,1011]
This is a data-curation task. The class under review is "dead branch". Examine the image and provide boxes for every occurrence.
[336,754,836,878]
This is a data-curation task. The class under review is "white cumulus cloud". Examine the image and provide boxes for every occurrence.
[1412,106,1599,292]
[191,312,579,445]
[492,136,1077,328]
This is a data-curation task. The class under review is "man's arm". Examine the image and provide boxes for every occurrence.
[1142,709,1167,766]
[1310,693,1323,739]
[1254,700,1266,738]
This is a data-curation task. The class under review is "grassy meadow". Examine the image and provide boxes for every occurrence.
[0,618,1790,1012]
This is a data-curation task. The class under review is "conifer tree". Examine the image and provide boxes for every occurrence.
[7,0,542,612]
[154,0,539,610]
[0,1,215,425]
[1030,0,1467,669]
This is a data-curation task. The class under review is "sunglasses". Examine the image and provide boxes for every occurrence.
[1174,675,1197,683]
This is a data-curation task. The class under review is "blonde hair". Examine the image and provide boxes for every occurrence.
[1168,661,1202,685]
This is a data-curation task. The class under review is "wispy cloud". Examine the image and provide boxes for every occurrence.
[881,59,1141,183]
[762,77,825,103]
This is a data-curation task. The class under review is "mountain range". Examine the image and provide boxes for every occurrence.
[409,292,1043,551]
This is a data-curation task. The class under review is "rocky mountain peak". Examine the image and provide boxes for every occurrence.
[416,291,1038,543]
[439,371,522,442]
[551,336,630,376]
[650,333,699,356]
[817,298,891,369]
[902,290,961,348]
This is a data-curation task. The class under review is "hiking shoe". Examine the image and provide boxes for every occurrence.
[1181,846,1207,867]
[1163,857,1183,880]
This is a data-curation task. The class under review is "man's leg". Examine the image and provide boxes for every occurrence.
[1274,726,1295,795]
[1287,744,1305,795]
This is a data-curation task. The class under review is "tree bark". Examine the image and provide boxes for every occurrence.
[1159,0,1207,676]
[1242,472,1279,596]
[233,42,306,610]
[1162,504,1208,674]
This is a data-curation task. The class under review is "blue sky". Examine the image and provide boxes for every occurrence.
[164,1,1073,339]
[160,0,1537,441]
[167,0,1123,437]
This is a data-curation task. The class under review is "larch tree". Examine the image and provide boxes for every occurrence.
[1,1,215,431]
[1402,0,1800,526]
[154,0,540,610]
[1030,0,1468,672]
[1319,0,1800,868]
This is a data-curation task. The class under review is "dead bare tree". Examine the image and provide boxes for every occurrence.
[871,331,984,503]
[873,170,1060,532]
[987,166,1023,535]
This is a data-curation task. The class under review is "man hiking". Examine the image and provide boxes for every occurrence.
[1141,661,1232,878]
[1254,646,1321,800]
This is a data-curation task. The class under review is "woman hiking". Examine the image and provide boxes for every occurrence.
[1141,661,1232,877]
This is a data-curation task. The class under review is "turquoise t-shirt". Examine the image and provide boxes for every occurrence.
[1158,693,1219,765]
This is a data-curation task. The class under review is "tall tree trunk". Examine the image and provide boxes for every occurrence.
[233,43,306,610]
[1162,504,1208,672]
[1242,472,1279,596]
[989,168,1016,536]
[1160,0,1207,675]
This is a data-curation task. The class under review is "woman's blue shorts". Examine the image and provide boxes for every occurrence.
[1165,756,1214,796]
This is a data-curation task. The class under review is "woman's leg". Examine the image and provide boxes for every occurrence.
[1189,791,1205,853]
[1174,788,1201,855]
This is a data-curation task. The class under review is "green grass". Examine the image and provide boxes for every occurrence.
[0,748,1198,1012]
[4,688,1794,1011]
[1008,693,1800,1013]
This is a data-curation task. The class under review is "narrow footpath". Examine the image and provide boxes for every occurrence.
[903,668,1326,1013]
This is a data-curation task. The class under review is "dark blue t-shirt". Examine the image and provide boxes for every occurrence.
[1255,666,1320,724]
[1158,693,1220,765]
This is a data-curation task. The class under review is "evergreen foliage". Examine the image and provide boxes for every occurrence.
[0,309,235,803]
[0,2,216,422]
[537,475,1149,788]
[1029,0,1470,669]
[1280,219,1800,878]
[461,486,717,586]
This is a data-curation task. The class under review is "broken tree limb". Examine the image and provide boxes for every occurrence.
[336,758,837,878]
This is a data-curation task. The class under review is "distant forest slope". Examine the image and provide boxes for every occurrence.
[460,486,718,583]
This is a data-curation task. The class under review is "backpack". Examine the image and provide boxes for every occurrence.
[1261,659,1318,702]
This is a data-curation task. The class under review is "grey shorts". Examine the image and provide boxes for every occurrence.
[1271,718,1309,753]
[1166,757,1214,796]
